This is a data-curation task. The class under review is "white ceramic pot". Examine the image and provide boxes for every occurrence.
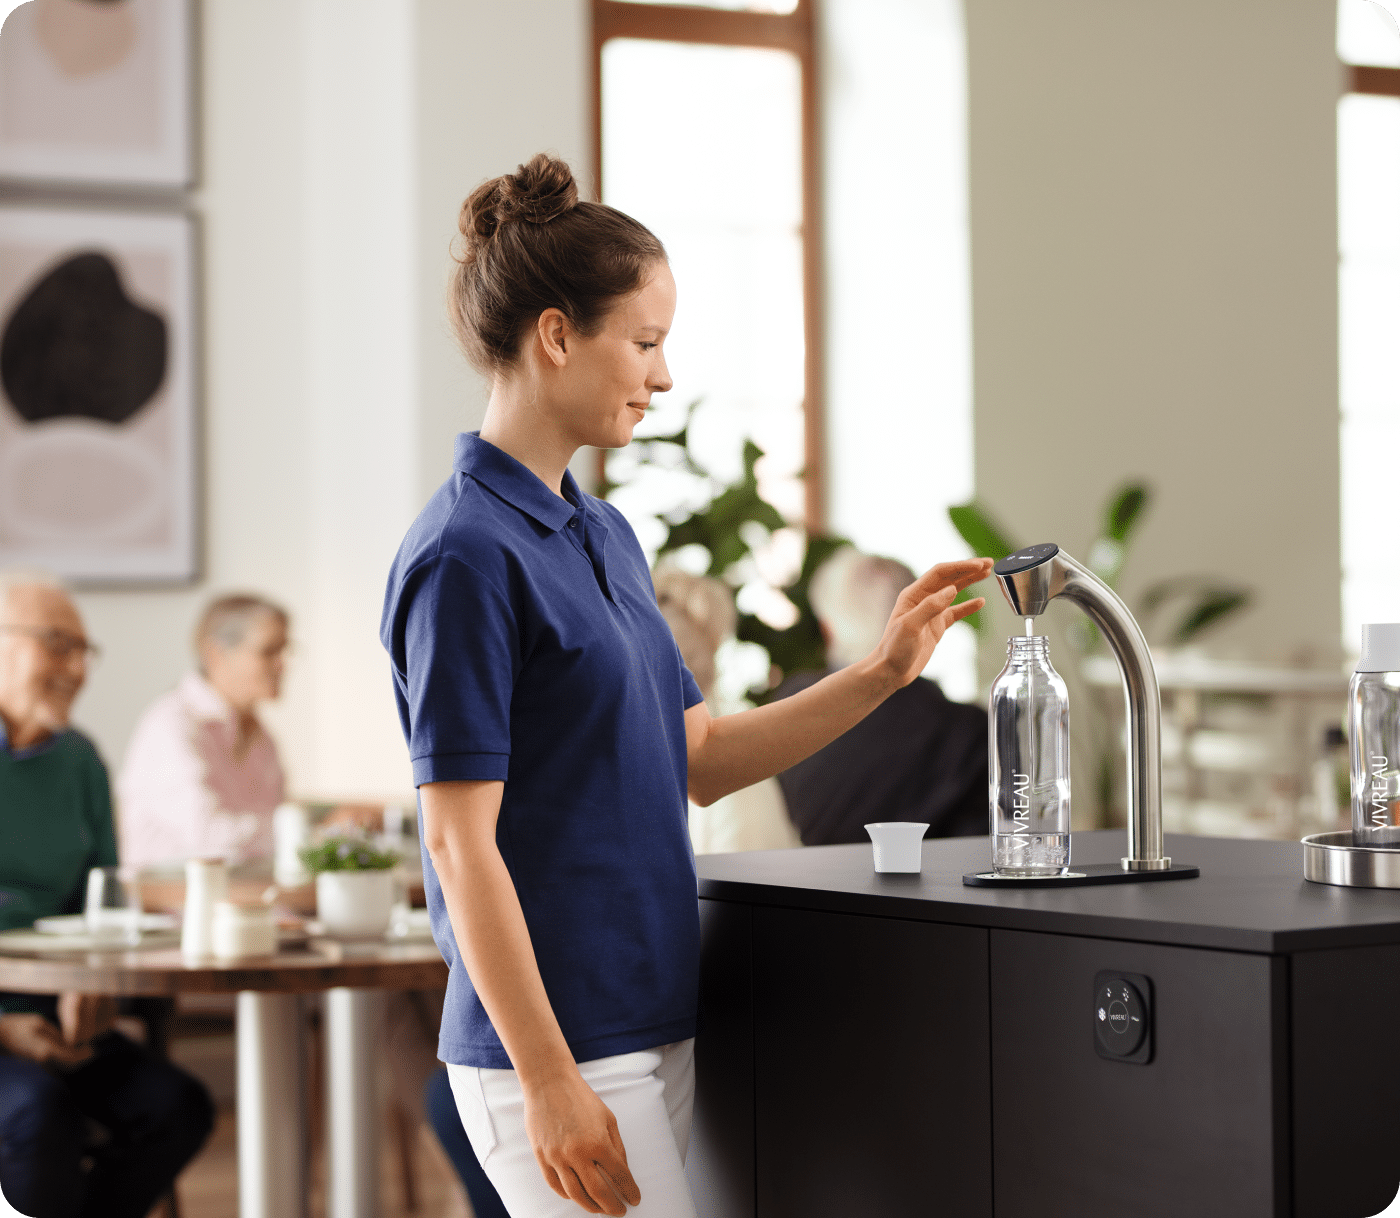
[315,870,395,938]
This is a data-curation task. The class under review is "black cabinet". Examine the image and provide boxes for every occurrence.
[990,930,1287,1217]
[753,909,991,1218]
[690,833,1400,1218]
[1292,944,1400,1217]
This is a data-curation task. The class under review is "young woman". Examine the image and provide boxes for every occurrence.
[380,153,991,1218]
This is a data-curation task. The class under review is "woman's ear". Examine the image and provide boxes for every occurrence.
[535,308,570,368]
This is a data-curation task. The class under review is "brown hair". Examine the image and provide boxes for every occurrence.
[194,594,288,656]
[448,153,667,374]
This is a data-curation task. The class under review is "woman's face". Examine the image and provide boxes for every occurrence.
[551,261,676,450]
[204,611,288,714]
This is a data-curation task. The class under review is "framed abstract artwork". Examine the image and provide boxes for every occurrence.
[0,0,192,188]
[0,205,197,584]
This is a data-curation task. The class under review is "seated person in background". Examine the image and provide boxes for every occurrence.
[772,548,988,845]
[653,563,802,853]
[119,593,289,869]
[0,571,214,1218]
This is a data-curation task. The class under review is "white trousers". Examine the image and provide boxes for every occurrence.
[447,1040,699,1218]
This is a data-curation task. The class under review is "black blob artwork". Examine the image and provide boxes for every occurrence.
[1,251,168,425]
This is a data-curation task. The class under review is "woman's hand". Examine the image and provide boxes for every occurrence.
[524,1072,641,1216]
[685,556,996,806]
[869,557,994,690]
[0,1012,94,1067]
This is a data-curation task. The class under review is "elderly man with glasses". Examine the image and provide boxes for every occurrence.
[0,570,214,1218]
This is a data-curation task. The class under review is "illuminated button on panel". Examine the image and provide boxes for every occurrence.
[1093,970,1153,1065]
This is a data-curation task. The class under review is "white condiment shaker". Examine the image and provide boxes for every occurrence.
[181,858,228,958]
[272,803,311,887]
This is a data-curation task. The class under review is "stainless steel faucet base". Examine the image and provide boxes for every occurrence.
[1124,857,1172,871]
[963,861,1199,888]
[1302,830,1400,888]
[993,543,1181,875]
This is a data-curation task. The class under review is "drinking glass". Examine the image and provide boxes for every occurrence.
[85,865,142,945]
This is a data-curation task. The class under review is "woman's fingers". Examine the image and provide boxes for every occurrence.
[898,558,994,612]
[933,557,995,592]
[947,596,986,624]
[905,584,959,628]
[600,1118,641,1206]
[583,1158,636,1216]
[561,1165,608,1215]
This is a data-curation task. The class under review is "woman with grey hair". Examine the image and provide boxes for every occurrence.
[118,594,289,868]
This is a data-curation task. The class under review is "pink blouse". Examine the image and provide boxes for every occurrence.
[118,673,285,869]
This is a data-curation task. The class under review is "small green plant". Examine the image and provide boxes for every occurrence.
[298,837,398,875]
[603,403,849,694]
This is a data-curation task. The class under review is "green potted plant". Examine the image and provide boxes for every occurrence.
[298,837,399,938]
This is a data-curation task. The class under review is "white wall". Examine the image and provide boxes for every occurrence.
[70,0,590,803]
[966,0,1342,666]
[965,0,1342,825]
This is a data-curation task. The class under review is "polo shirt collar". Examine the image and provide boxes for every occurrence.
[454,432,579,533]
[178,672,238,729]
[0,717,65,760]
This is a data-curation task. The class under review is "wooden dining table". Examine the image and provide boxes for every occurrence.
[0,931,447,1218]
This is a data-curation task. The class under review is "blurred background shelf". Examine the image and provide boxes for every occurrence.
[1083,652,1351,842]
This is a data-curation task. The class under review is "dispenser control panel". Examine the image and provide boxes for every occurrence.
[1093,971,1153,1064]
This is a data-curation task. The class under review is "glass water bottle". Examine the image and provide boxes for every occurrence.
[1350,623,1400,844]
[989,634,1072,876]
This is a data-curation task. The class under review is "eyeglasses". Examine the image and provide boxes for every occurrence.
[0,625,102,662]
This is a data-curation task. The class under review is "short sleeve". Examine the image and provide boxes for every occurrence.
[680,659,704,710]
[394,556,521,786]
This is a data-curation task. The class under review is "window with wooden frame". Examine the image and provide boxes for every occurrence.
[592,1,823,573]
[1336,0,1400,654]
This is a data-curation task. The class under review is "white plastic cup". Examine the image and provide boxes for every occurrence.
[211,901,277,959]
[865,822,929,874]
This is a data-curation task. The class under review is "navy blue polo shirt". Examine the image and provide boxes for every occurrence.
[381,432,705,1068]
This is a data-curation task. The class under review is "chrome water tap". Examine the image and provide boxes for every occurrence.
[993,543,1169,871]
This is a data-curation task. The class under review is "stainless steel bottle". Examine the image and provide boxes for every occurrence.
[989,634,1072,876]
[1350,623,1400,843]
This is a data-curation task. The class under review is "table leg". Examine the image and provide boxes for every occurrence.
[326,987,383,1218]
[236,992,309,1218]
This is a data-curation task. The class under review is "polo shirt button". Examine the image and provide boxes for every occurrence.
[568,519,578,528]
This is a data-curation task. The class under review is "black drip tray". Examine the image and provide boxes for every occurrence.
[963,862,1200,888]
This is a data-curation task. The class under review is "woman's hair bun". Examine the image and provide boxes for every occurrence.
[461,153,579,247]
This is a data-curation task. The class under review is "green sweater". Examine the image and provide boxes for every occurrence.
[0,729,118,1015]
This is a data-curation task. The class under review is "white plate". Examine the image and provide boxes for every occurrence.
[34,913,178,935]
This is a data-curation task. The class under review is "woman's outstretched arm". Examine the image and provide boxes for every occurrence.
[420,781,641,1216]
[685,557,993,806]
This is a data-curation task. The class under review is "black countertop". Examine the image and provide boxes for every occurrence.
[695,830,1400,954]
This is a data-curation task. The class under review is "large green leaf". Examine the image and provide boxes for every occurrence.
[1173,589,1252,645]
[947,502,1017,560]
[1105,482,1150,542]
[1137,577,1252,645]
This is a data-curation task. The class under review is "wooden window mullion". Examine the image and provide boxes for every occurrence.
[591,1,826,534]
